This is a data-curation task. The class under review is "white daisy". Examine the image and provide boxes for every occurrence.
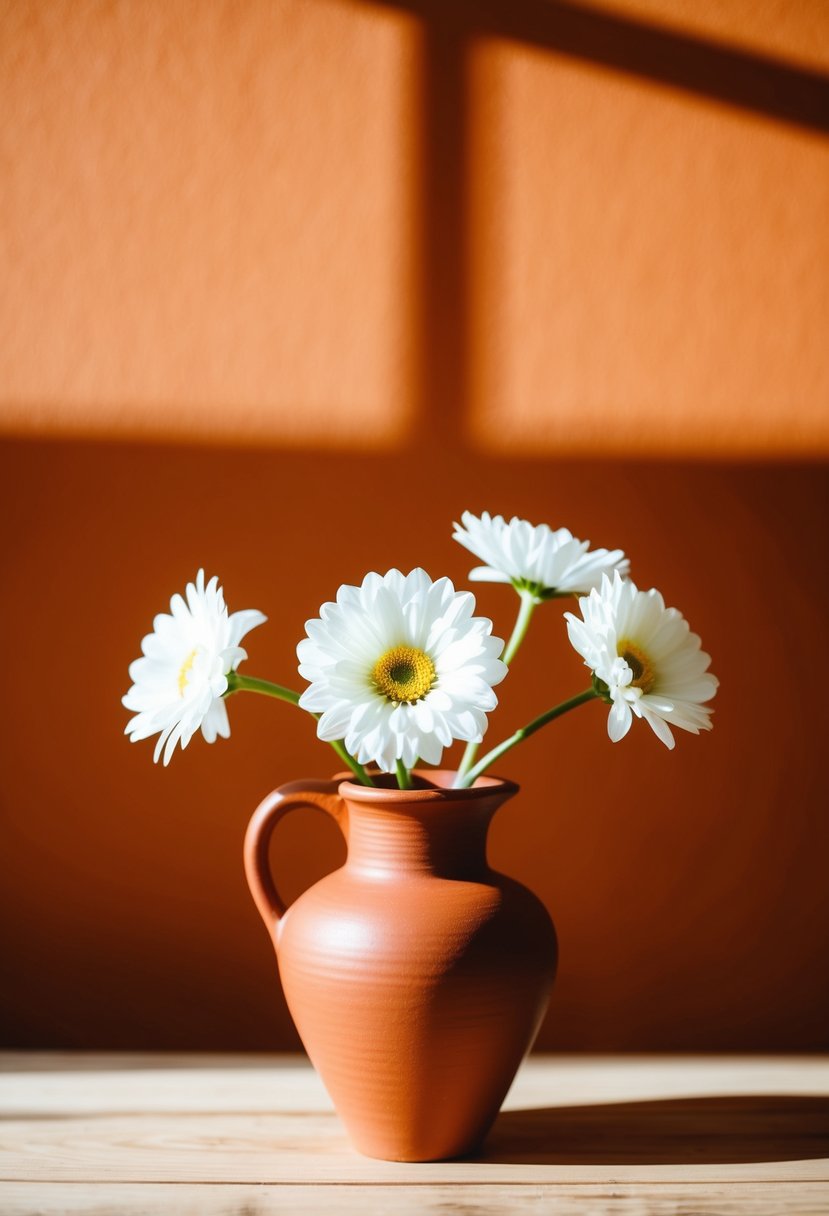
[297,569,507,773]
[565,572,718,750]
[123,570,267,765]
[453,511,629,600]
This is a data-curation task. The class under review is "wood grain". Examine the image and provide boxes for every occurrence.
[2,1182,829,1215]
[1,1055,827,1213]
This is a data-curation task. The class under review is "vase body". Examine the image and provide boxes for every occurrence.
[244,770,557,1161]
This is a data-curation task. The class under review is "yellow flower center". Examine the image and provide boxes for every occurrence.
[372,644,435,703]
[177,648,198,696]
[618,640,656,694]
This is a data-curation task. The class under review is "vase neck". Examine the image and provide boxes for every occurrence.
[342,799,498,880]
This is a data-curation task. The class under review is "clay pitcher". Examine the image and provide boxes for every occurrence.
[244,770,557,1161]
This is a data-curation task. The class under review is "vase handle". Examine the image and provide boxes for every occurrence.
[244,779,348,933]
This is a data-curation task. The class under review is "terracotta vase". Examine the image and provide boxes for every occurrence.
[244,770,557,1161]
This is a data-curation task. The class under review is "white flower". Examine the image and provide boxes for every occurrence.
[297,569,507,773]
[565,572,718,750]
[123,570,266,765]
[453,511,629,600]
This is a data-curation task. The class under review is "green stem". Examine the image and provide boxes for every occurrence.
[456,740,479,786]
[225,673,301,705]
[458,688,598,788]
[224,672,374,786]
[456,590,539,784]
[328,739,373,786]
[502,590,539,667]
[396,759,412,790]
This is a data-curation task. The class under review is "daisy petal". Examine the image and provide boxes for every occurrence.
[298,569,504,774]
[568,572,717,751]
[454,512,628,595]
[608,697,632,742]
[123,572,264,765]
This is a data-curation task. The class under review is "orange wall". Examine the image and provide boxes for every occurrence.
[1,0,828,1051]
[2,0,828,454]
[469,33,829,456]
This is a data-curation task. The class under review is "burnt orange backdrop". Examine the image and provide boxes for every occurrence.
[1,0,828,1051]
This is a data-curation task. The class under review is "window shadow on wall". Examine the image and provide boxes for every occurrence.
[405,0,829,457]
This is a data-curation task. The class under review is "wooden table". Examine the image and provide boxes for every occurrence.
[1,1054,827,1213]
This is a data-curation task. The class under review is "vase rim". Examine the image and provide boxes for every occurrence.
[336,769,519,803]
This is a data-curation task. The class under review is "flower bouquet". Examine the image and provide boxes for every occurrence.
[123,512,718,1161]
[124,511,717,780]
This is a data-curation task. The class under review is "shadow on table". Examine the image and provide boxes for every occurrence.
[481,1095,829,1164]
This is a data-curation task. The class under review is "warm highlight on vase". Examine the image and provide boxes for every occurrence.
[244,771,557,1161]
